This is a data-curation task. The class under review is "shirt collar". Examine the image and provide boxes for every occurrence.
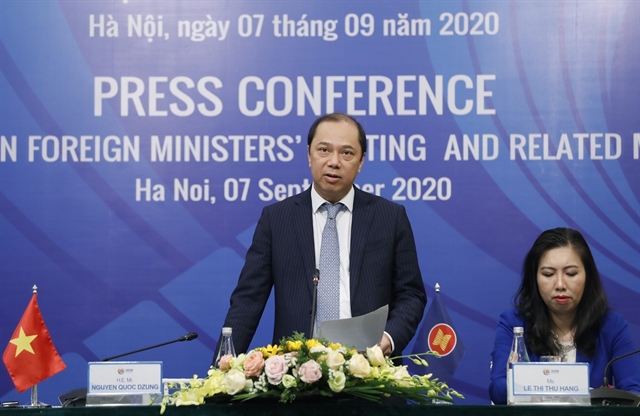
[311,185,354,213]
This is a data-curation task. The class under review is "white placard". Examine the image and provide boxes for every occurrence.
[88,361,163,395]
[512,362,590,397]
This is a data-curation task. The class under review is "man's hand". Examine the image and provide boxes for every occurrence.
[379,333,392,357]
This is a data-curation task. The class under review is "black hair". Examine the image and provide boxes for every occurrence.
[306,113,366,157]
[514,227,608,357]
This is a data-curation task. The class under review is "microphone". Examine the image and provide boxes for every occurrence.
[102,332,198,362]
[59,332,199,407]
[178,332,198,342]
[309,268,320,339]
[590,348,640,406]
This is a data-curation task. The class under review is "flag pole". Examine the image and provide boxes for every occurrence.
[29,285,40,408]
[6,284,63,407]
[30,385,39,408]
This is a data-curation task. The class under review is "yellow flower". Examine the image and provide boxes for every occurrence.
[202,371,225,395]
[258,344,282,357]
[160,333,464,409]
[305,339,322,349]
[285,340,303,351]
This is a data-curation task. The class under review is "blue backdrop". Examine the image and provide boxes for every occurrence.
[1,0,638,405]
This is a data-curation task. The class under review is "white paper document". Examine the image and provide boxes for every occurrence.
[318,305,388,351]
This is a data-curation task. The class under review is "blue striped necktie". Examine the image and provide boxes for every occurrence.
[317,202,343,331]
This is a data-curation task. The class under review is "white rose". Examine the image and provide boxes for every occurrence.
[366,345,386,367]
[326,350,345,370]
[224,369,246,395]
[348,353,371,378]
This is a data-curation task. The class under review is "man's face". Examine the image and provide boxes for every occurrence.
[308,120,364,203]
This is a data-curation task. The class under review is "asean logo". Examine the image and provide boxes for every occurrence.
[427,323,457,356]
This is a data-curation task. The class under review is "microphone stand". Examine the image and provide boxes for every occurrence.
[591,348,640,406]
[59,332,198,407]
[102,332,198,361]
[309,269,320,339]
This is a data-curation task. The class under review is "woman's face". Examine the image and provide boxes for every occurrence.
[536,246,586,318]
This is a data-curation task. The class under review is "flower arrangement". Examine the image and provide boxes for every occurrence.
[160,333,463,413]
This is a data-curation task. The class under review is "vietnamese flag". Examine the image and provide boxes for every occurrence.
[2,293,66,392]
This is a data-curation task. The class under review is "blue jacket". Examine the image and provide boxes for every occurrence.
[489,309,640,404]
[219,186,426,356]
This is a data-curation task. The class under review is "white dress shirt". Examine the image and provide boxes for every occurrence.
[310,185,395,351]
[311,186,354,320]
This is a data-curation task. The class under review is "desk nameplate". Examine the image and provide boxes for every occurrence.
[86,361,163,406]
[511,362,590,405]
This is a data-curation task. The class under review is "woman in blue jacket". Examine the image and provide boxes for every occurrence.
[489,227,640,404]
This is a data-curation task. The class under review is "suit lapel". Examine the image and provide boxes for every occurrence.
[291,188,316,292]
[349,187,374,300]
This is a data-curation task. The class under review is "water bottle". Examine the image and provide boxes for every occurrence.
[214,327,236,368]
[506,326,530,405]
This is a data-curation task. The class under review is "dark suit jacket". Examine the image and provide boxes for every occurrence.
[219,186,427,356]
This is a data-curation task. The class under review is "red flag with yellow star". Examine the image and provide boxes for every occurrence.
[2,293,66,392]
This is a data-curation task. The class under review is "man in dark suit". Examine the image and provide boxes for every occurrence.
[216,113,426,359]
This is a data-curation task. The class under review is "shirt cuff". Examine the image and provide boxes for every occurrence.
[384,331,395,353]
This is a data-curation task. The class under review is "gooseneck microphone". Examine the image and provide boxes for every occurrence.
[102,332,198,362]
[59,332,199,407]
[602,349,640,388]
[309,268,320,338]
[590,348,640,406]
